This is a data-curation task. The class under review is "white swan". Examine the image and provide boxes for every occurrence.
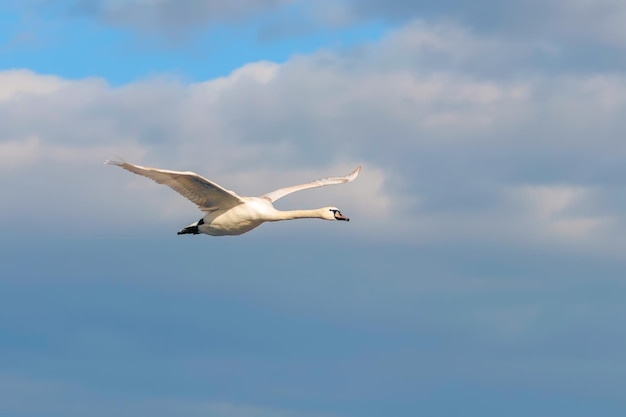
[105,160,361,236]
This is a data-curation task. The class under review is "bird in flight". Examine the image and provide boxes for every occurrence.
[105,160,361,236]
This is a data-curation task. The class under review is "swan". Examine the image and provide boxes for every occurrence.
[105,160,361,236]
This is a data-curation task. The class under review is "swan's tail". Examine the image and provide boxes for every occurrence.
[177,218,204,235]
[177,225,199,235]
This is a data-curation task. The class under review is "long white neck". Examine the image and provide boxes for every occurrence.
[268,208,330,222]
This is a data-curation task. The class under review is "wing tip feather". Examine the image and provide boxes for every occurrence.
[347,165,362,181]
[105,157,128,167]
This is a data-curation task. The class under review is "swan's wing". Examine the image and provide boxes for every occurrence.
[261,166,361,203]
[105,160,244,212]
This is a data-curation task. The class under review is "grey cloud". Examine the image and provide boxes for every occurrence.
[21,0,626,58]
[60,0,291,33]
[329,0,626,50]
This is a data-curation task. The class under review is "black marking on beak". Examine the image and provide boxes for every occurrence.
[333,210,349,221]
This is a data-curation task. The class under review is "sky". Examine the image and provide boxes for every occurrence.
[2,1,626,416]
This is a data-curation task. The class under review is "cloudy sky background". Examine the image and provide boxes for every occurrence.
[2,1,626,416]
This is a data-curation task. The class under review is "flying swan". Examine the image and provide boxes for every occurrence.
[105,160,361,236]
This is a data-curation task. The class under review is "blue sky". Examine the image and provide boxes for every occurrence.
[1,2,388,84]
[2,1,626,416]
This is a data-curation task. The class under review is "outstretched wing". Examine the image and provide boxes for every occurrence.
[261,166,361,203]
[105,160,244,212]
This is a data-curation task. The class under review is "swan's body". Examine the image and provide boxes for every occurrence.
[105,160,361,236]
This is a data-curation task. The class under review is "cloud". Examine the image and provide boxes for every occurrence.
[506,185,614,243]
[15,0,626,55]
[331,0,626,47]
[62,0,293,34]
[1,22,626,252]
[0,70,68,102]
[0,136,41,169]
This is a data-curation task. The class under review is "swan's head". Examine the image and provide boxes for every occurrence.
[326,207,350,222]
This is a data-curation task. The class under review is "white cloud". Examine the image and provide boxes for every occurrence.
[0,70,68,102]
[1,21,626,251]
[508,185,614,242]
